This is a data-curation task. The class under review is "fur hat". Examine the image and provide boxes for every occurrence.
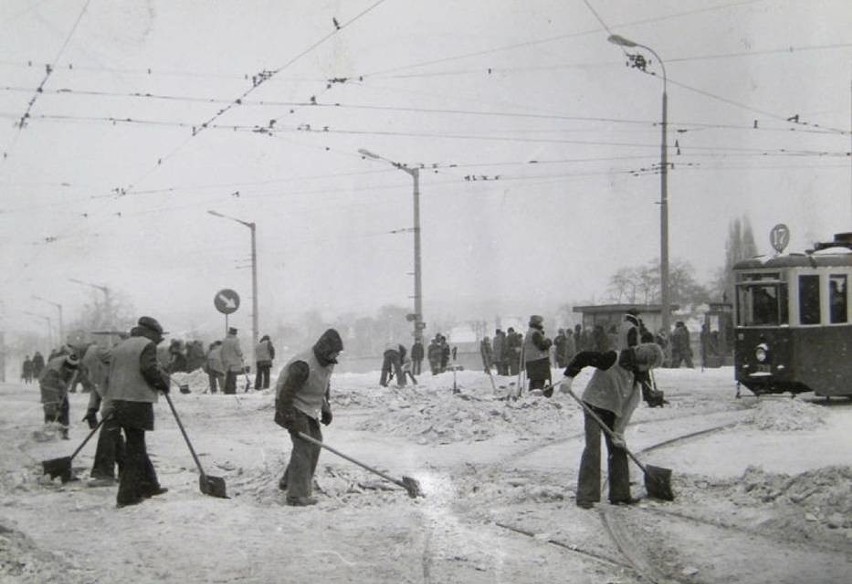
[64,354,80,368]
[529,315,544,327]
[633,343,664,369]
[137,316,166,336]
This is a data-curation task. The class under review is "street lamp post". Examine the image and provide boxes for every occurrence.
[68,278,112,330]
[32,295,63,345]
[24,311,53,348]
[207,210,259,356]
[358,148,424,344]
[608,34,671,338]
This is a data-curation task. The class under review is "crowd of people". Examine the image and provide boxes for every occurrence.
[23,308,693,510]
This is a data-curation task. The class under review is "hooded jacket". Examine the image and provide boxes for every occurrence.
[275,329,343,423]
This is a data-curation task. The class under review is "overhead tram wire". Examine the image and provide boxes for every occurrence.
[110,0,389,196]
[2,0,92,165]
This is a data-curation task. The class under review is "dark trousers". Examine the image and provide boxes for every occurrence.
[380,352,404,386]
[412,359,422,375]
[224,370,238,394]
[284,412,322,501]
[91,415,126,480]
[208,371,224,393]
[254,362,271,389]
[577,405,631,505]
[117,427,160,505]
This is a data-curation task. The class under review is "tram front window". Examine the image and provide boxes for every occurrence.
[738,284,786,326]
[830,275,848,324]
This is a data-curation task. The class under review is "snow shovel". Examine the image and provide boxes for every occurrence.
[162,391,228,499]
[297,432,424,499]
[42,414,108,483]
[563,383,674,501]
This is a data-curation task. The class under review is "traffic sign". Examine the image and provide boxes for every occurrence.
[214,289,240,314]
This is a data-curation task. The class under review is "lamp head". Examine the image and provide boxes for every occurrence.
[357,148,380,160]
[608,34,637,48]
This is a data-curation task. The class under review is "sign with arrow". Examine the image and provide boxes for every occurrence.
[214,289,240,314]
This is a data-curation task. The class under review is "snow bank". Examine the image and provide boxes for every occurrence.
[747,398,826,431]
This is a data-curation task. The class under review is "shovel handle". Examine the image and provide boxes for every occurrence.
[563,383,648,474]
[67,413,109,461]
[163,391,207,478]
[297,431,406,490]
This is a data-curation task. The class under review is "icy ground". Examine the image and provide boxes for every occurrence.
[1,365,850,583]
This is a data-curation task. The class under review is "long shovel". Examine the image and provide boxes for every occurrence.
[42,415,107,483]
[563,383,674,501]
[297,432,424,499]
[162,391,228,499]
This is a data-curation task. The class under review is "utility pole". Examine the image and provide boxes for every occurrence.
[208,210,259,359]
[358,148,425,345]
[32,295,64,345]
[68,278,112,330]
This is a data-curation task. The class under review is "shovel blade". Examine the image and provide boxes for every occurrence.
[401,475,425,499]
[41,457,73,483]
[643,464,674,501]
[199,474,229,499]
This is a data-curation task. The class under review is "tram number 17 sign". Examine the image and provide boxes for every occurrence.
[214,289,240,314]
[770,224,790,254]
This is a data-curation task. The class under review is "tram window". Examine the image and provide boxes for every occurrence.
[830,275,847,324]
[799,275,821,325]
[739,284,785,326]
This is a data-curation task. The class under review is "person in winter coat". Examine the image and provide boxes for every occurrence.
[427,337,442,375]
[492,329,505,375]
[22,356,34,384]
[82,338,127,487]
[38,353,80,439]
[670,321,694,368]
[105,316,170,508]
[505,328,522,375]
[205,341,225,393]
[560,342,664,509]
[274,329,343,506]
[32,351,45,379]
[523,315,553,394]
[564,329,577,365]
[380,343,406,387]
[410,339,424,376]
[220,327,245,394]
[166,339,187,374]
[254,335,275,390]
[553,330,567,368]
[479,336,493,372]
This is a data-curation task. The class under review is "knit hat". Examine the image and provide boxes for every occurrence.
[634,343,664,369]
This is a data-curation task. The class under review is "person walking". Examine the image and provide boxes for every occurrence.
[220,327,245,394]
[523,315,553,394]
[22,356,34,384]
[410,339,424,376]
[32,351,46,380]
[560,342,664,509]
[379,343,406,387]
[105,316,170,508]
[427,337,442,375]
[274,328,343,506]
[254,335,275,390]
[82,338,126,487]
[38,353,80,439]
[670,321,694,368]
[204,341,225,393]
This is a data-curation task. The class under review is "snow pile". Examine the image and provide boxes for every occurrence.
[345,384,576,445]
[736,465,852,544]
[0,521,89,584]
[748,398,826,431]
[168,369,216,393]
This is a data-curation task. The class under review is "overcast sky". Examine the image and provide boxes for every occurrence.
[1,0,850,341]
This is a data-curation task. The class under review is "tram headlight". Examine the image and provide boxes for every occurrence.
[755,343,769,363]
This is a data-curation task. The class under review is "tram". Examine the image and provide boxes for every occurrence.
[733,231,852,397]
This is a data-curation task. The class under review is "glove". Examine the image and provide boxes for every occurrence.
[610,433,626,449]
[558,377,574,394]
[82,408,98,430]
[244,366,250,374]
[321,408,333,426]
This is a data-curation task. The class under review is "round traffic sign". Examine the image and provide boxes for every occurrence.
[214,289,240,314]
